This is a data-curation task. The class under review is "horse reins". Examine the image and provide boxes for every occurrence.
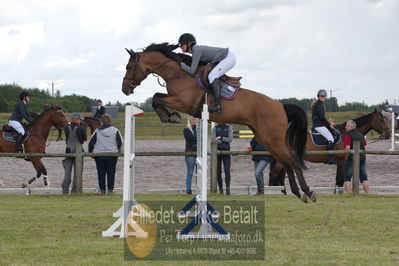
[125,54,192,88]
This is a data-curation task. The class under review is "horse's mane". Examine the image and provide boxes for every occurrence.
[144,42,194,65]
[335,112,375,131]
[29,106,62,126]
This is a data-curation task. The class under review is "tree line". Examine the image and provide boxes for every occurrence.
[1,83,389,113]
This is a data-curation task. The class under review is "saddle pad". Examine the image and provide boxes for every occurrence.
[310,129,341,147]
[2,131,19,142]
[220,81,240,100]
[195,76,240,101]
[2,131,29,142]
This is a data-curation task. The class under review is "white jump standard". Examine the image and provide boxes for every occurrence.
[176,103,230,240]
[102,105,147,238]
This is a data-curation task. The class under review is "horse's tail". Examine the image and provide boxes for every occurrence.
[283,104,308,169]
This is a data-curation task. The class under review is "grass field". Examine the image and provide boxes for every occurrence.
[1,194,398,265]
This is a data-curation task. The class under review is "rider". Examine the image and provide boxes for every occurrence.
[8,91,35,152]
[93,99,106,120]
[311,89,336,164]
[178,33,236,113]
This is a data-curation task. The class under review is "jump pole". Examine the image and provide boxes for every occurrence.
[102,105,146,238]
[390,110,399,151]
[176,103,230,240]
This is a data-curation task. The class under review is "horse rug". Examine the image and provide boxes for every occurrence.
[310,128,341,147]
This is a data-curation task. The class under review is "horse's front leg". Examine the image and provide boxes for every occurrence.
[22,158,48,188]
[152,93,182,123]
[335,160,345,188]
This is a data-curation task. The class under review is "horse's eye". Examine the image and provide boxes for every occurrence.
[126,66,132,70]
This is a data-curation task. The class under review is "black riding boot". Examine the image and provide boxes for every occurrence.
[208,79,222,112]
[15,133,24,153]
[327,141,336,164]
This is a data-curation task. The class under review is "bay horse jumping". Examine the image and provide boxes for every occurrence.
[121,43,315,202]
[82,117,101,135]
[269,109,390,192]
[0,106,69,187]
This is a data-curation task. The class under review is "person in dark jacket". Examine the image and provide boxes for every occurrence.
[8,92,35,152]
[248,137,272,195]
[311,89,336,164]
[344,120,369,193]
[211,123,233,195]
[178,33,236,113]
[62,113,86,194]
[89,114,123,195]
[93,100,106,120]
[183,116,197,194]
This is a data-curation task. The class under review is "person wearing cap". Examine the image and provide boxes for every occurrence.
[8,91,34,152]
[93,99,106,120]
[178,33,236,113]
[89,114,123,195]
[61,112,86,194]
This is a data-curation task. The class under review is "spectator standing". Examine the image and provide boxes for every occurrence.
[344,120,370,193]
[248,137,272,195]
[93,99,106,120]
[211,123,233,195]
[183,116,197,194]
[89,114,123,195]
[62,113,86,194]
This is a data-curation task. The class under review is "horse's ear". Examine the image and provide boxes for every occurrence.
[374,108,378,113]
[125,48,135,56]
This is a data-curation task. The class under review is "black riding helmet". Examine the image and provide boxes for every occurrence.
[317,89,327,97]
[178,33,196,45]
[19,91,31,100]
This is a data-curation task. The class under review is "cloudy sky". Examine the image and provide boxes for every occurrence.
[1,0,398,105]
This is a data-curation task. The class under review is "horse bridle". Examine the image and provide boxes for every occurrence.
[123,53,174,91]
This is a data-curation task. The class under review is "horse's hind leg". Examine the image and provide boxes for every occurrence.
[293,167,316,202]
[152,93,181,123]
[286,167,304,201]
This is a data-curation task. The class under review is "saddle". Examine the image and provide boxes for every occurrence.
[196,63,242,101]
[1,124,29,142]
[309,128,341,147]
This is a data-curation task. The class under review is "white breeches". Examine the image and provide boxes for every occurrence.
[208,51,236,83]
[8,120,25,135]
[314,126,334,142]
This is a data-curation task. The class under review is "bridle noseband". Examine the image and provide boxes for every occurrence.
[124,53,173,93]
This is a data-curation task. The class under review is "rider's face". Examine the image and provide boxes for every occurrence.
[318,96,326,102]
[25,96,31,102]
[180,44,188,53]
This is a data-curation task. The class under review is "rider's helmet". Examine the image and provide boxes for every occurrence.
[178,33,196,46]
[317,89,327,97]
[19,91,31,100]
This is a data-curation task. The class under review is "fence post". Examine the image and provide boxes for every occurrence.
[74,143,83,193]
[210,142,217,193]
[352,140,360,193]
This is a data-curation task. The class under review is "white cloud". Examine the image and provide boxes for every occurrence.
[0,0,398,106]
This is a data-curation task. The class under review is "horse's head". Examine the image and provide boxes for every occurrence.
[371,108,390,139]
[51,106,69,128]
[122,49,150,95]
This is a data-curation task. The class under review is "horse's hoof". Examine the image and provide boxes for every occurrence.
[169,112,181,123]
[300,193,308,203]
[310,191,317,202]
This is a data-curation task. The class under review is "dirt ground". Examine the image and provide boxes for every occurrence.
[0,139,398,191]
